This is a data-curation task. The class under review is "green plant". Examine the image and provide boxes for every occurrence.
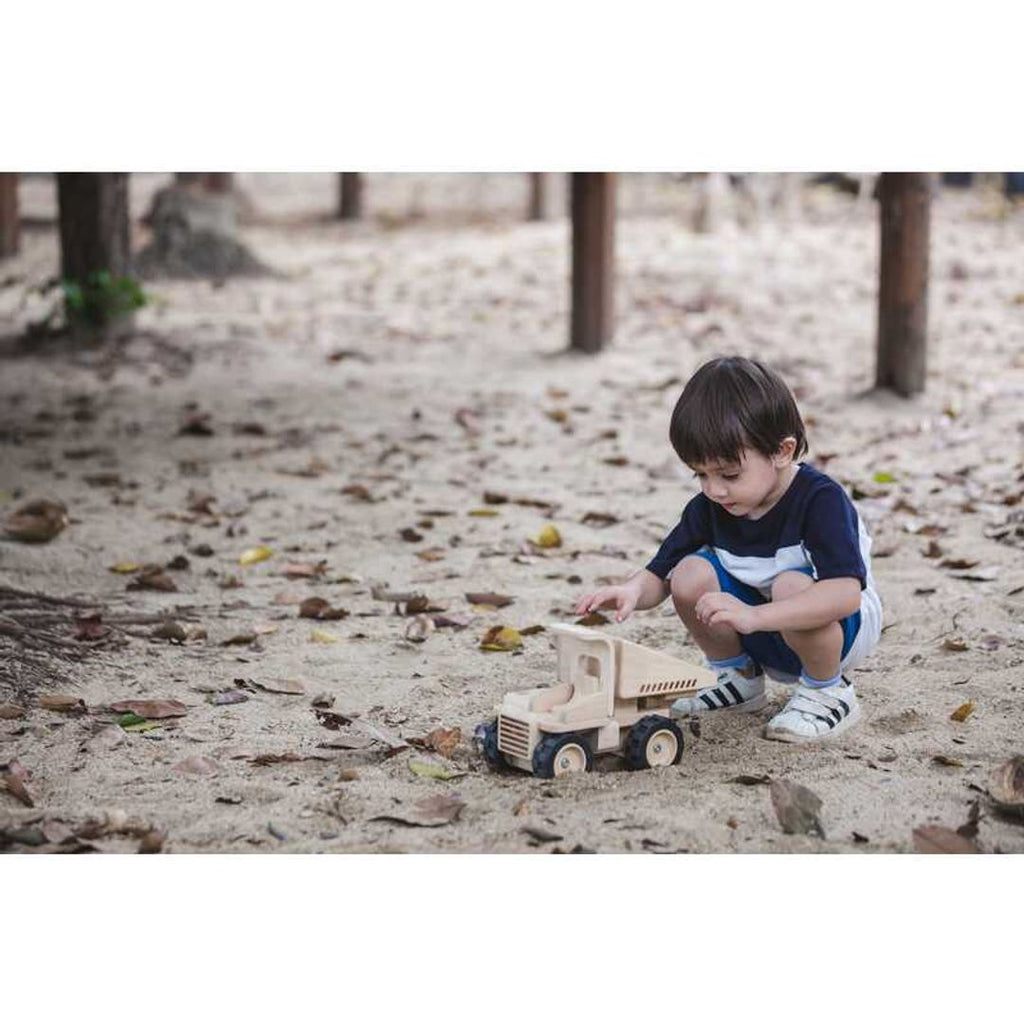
[62,270,147,329]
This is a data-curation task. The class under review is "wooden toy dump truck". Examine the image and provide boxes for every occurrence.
[477,624,717,778]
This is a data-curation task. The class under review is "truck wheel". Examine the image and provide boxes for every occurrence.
[625,715,684,770]
[476,720,508,770]
[532,734,593,779]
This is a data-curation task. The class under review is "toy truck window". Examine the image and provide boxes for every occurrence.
[574,654,602,693]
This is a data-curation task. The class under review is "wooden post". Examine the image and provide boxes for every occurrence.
[528,173,551,221]
[0,173,19,259]
[570,173,616,353]
[876,173,931,396]
[338,173,363,220]
[56,172,131,282]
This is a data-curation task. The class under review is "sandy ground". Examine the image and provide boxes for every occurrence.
[1,173,1022,854]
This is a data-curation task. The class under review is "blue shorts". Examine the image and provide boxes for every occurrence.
[692,549,862,677]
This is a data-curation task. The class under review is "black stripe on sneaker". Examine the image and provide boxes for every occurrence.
[834,697,850,716]
[700,693,717,710]
[828,708,842,725]
[807,712,837,729]
[724,682,745,704]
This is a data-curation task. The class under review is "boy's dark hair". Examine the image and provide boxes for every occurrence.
[668,356,808,466]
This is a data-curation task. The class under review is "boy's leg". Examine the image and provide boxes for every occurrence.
[669,554,766,714]
[763,571,861,743]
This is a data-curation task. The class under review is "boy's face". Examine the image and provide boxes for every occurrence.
[689,441,796,518]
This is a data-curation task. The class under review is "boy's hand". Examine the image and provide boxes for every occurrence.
[694,592,761,635]
[575,582,640,623]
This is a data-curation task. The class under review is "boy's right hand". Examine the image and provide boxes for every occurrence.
[575,582,640,623]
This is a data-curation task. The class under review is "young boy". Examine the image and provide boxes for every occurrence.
[575,356,882,743]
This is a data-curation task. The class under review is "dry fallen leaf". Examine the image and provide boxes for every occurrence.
[941,637,969,653]
[912,825,979,853]
[110,699,188,719]
[127,565,178,592]
[465,592,514,609]
[575,611,610,627]
[989,756,1024,812]
[3,498,69,542]
[39,695,87,714]
[479,625,523,652]
[1,759,34,807]
[415,548,447,562]
[770,779,825,838]
[950,700,975,722]
[108,561,143,574]
[415,726,461,759]
[371,793,465,827]
[0,704,26,720]
[281,560,328,579]
[241,677,305,696]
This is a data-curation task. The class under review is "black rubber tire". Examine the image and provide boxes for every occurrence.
[532,733,594,779]
[478,720,507,770]
[625,715,685,770]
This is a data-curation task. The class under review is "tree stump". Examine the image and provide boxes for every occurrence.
[338,173,363,220]
[528,173,554,221]
[876,173,931,397]
[570,173,616,353]
[0,173,19,260]
[56,173,131,282]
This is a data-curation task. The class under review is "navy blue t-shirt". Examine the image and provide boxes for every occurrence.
[645,464,871,596]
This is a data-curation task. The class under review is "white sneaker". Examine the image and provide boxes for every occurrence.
[671,664,767,716]
[764,678,861,744]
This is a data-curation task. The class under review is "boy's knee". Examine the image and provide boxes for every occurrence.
[670,557,719,606]
[771,570,814,603]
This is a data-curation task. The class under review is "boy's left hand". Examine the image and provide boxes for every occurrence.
[694,592,761,635]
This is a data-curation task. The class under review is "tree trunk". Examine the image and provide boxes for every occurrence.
[528,173,552,221]
[570,173,616,353]
[0,173,19,259]
[876,173,931,397]
[57,172,131,282]
[338,173,363,220]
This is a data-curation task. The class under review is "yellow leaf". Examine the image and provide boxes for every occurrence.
[310,628,339,644]
[409,760,465,781]
[467,509,500,517]
[479,626,523,652]
[108,562,142,574]
[532,524,562,548]
[239,545,273,566]
[950,700,975,723]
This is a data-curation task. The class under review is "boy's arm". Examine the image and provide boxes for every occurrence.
[750,577,861,632]
[627,568,671,611]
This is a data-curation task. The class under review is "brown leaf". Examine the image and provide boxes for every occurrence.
[519,624,546,636]
[221,631,258,646]
[921,540,944,559]
[912,825,979,853]
[127,565,178,592]
[3,498,69,543]
[372,793,465,827]
[465,592,514,608]
[209,690,248,706]
[152,620,188,642]
[479,625,523,652]
[0,703,26,720]
[431,612,474,630]
[939,557,979,570]
[341,484,374,502]
[410,726,461,759]
[957,800,981,840]
[932,754,964,767]
[581,512,619,528]
[941,637,970,652]
[313,709,408,754]
[575,611,610,627]
[109,699,188,719]
[770,779,825,838]
[415,548,447,562]
[39,695,87,714]
[178,410,214,436]
[299,597,330,619]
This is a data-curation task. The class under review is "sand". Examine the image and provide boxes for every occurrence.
[1,173,1022,854]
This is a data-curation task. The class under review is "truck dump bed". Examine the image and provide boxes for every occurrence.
[613,635,711,699]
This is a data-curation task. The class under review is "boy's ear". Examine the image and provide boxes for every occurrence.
[773,436,797,466]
